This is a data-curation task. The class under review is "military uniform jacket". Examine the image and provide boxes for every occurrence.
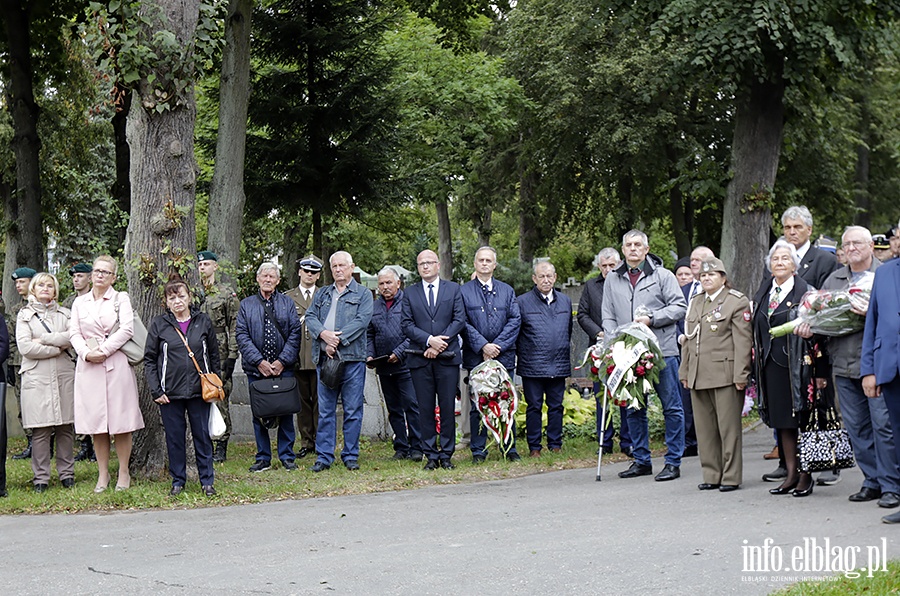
[679,288,752,390]
[285,285,317,370]
[198,281,240,361]
[6,299,25,367]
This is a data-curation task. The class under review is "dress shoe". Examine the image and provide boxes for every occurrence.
[424,459,439,470]
[505,452,521,462]
[344,460,360,471]
[0,489,7,498]
[310,461,330,473]
[94,484,108,494]
[763,445,780,460]
[202,485,217,497]
[816,470,841,485]
[762,465,788,482]
[878,492,900,508]
[849,487,882,502]
[392,452,409,461]
[530,450,542,457]
[698,483,720,490]
[682,445,699,457]
[654,464,680,482]
[620,445,634,458]
[33,483,49,493]
[169,485,184,497]
[61,478,75,489]
[882,511,900,524]
[408,451,424,462]
[769,480,799,495]
[296,447,311,459]
[472,454,486,464]
[249,461,271,473]
[618,462,652,479]
[281,460,298,471]
[719,485,739,492]
[793,483,814,497]
[549,447,561,454]
[440,460,454,470]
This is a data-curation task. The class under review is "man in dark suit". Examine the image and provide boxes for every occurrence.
[402,250,466,470]
[862,256,900,523]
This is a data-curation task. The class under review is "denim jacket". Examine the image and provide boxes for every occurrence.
[306,278,373,365]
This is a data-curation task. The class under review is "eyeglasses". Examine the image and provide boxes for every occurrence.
[417,261,438,267]
[92,269,115,277]
[841,240,869,249]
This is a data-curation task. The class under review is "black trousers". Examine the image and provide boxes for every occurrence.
[409,362,458,461]
[159,397,215,487]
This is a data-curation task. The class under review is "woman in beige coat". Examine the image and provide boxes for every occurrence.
[70,255,144,493]
[17,273,76,492]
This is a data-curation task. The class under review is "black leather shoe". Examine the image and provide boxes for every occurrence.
[654,464,680,482]
[296,447,311,459]
[505,452,521,462]
[392,452,408,461]
[61,478,75,489]
[769,480,799,495]
[762,466,788,482]
[849,487,882,502]
[310,461,330,473]
[282,460,298,471]
[472,455,486,464]
[878,492,900,508]
[719,485,739,492]
[408,451,424,462]
[882,511,900,524]
[202,485,216,497]
[683,445,699,457]
[793,482,814,497]
[618,462,652,479]
[698,483,720,490]
[440,460,454,470]
[344,460,360,471]
[424,459,439,470]
[33,483,48,493]
[169,485,184,497]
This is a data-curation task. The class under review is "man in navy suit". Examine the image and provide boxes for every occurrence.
[862,255,900,524]
[402,250,466,470]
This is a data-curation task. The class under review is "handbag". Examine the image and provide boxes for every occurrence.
[208,403,227,439]
[249,376,301,418]
[319,349,345,389]
[110,292,148,366]
[173,326,225,403]
[799,402,856,473]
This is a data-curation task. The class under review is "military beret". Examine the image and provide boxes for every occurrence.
[198,250,218,262]
[297,255,323,272]
[873,234,890,250]
[12,267,37,280]
[700,257,727,276]
[68,263,92,275]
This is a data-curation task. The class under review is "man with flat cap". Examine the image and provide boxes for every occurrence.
[63,263,96,462]
[8,267,36,459]
[285,255,323,459]
[197,251,240,462]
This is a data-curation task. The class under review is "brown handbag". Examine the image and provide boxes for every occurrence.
[174,326,225,403]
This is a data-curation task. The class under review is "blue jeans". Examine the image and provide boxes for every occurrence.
[470,366,518,457]
[249,373,296,464]
[594,381,632,450]
[835,376,900,494]
[379,369,422,456]
[522,377,565,452]
[626,355,684,467]
[315,361,366,466]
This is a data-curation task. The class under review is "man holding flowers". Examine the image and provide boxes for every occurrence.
[602,230,687,481]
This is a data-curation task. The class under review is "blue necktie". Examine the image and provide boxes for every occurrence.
[428,283,435,309]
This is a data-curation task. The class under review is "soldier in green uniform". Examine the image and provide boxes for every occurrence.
[197,251,240,462]
[62,263,96,461]
[8,267,36,459]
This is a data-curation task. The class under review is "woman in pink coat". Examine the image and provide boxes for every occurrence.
[69,255,144,492]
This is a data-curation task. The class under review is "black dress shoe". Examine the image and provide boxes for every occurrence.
[654,464,680,481]
[849,487,882,502]
[472,454,486,464]
[683,445,699,457]
[878,492,900,508]
[281,460,298,471]
[618,462,652,478]
[408,451,424,462]
[505,452,521,462]
[882,511,900,524]
[61,478,75,489]
[310,461,330,473]
[719,485,739,492]
[169,485,184,497]
[33,483,49,493]
[440,460,454,470]
[424,459,439,470]
[698,483,720,490]
[769,480,799,495]
[344,460,360,471]
[296,447,311,459]
[762,466,788,482]
[793,482,814,497]
[202,485,217,497]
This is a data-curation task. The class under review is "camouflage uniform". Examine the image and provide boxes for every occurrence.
[6,300,27,439]
[198,280,240,445]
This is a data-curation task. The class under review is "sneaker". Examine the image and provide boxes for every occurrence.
[816,470,841,486]
[281,460,298,471]
[249,461,271,473]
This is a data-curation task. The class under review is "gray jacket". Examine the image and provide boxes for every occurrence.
[601,253,686,357]
[822,258,880,379]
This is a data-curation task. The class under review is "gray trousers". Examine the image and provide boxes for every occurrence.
[31,425,75,484]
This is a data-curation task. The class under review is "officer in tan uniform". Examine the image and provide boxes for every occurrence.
[679,257,752,492]
[8,267,36,459]
[197,251,240,462]
[63,263,96,461]
[284,255,322,458]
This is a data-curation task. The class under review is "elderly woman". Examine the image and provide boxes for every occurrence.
[680,258,752,492]
[144,277,220,497]
[70,255,144,493]
[752,240,822,497]
[16,273,76,492]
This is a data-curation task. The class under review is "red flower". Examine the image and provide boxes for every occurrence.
[606,365,615,375]
[591,366,599,374]
[636,365,646,376]
[500,391,509,400]
[479,396,488,408]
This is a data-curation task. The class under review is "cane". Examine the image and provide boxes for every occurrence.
[595,389,608,482]
[0,382,7,497]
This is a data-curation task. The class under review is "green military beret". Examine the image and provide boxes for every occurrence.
[198,250,218,262]
[11,267,37,280]
[69,263,92,275]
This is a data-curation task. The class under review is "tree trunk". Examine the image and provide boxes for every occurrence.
[2,181,17,313]
[518,169,539,263]
[852,96,871,228]
[124,0,201,479]
[283,215,311,288]
[720,75,785,296]
[666,144,691,257]
[435,199,453,279]
[2,0,44,281]
[208,0,252,277]
[111,87,132,248]
[476,205,492,248]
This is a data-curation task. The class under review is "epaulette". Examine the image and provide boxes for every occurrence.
[728,289,744,298]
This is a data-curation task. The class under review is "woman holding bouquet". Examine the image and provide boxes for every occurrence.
[680,258,752,492]
[751,240,820,497]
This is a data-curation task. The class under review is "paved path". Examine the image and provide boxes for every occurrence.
[1,425,896,595]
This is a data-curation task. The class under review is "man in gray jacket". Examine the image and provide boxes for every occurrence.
[602,230,687,481]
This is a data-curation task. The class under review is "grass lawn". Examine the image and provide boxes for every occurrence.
[773,559,900,594]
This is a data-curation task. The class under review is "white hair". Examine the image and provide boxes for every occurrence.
[533,259,556,275]
[256,261,280,276]
[622,229,648,247]
[377,266,400,280]
[766,240,800,270]
[330,251,354,266]
[842,226,872,244]
[594,247,620,268]
[781,206,813,228]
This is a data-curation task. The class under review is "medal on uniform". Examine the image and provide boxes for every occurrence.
[710,324,718,332]
[714,312,721,319]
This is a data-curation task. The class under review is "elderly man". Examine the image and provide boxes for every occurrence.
[197,250,240,463]
[62,263,96,462]
[685,246,715,300]
[306,251,373,472]
[798,227,900,509]
[519,260,572,456]
[367,267,422,461]
[285,255,324,459]
[603,230,687,481]
[578,247,632,456]
[402,249,466,470]
[236,262,303,473]
[461,247,521,462]
[8,267,36,460]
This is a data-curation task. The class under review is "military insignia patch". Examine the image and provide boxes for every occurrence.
[743,311,751,322]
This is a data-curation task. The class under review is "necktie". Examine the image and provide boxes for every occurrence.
[428,283,435,309]
[304,290,311,301]
[767,286,781,316]
[692,281,701,297]
[705,296,712,304]
[545,295,551,305]
[482,284,493,312]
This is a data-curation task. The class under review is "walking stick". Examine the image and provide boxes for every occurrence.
[0,382,7,497]
[596,389,608,482]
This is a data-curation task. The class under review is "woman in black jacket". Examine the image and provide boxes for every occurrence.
[144,278,220,497]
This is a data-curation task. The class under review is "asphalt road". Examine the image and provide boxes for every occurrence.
[1,424,896,595]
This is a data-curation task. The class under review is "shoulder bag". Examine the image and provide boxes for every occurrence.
[110,292,148,366]
[173,325,225,403]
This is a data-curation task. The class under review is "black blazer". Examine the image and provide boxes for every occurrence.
[798,246,839,290]
[752,275,809,368]
[401,280,466,369]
